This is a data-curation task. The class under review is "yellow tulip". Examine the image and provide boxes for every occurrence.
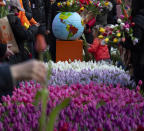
[67,1,71,6]
[24,23,29,29]
[98,35,104,39]
[105,38,109,43]
[57,2,61,7]
[89,1,92,4]
[99,27,105,33]
[80,7,84,11]
[113,38,118,43]
[104,2,109,6]
[117,33,121,37]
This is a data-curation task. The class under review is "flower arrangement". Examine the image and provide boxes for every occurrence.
[97,17,138,47]
[0,60,144,130]
[81,0,113,16]
[48,62,134,87]
[1,81,144,130]
[57,0,82,12]
[95,0,138,47]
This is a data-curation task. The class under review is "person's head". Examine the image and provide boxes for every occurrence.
[9,0,24,13]
[92,25,101,38]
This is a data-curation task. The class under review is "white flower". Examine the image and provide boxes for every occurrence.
[120,23,125,27]
[133,38,139,46]
[63,2,66,5]
[70,2,73,6]
[117,19,122,24]
[114,24,119,28]
[110,25,115,29]
[126,28,129,32]
[107,2,113,11]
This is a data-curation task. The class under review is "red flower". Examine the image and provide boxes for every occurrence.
[103,33,108,37]
[79,0,90,4]
[131,22,135,27]
[97,128,103,131]
[29,53,32,58]
[129,16,132,21]
[59,122,69,131]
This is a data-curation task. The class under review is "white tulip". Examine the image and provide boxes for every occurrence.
[117,19,122,24]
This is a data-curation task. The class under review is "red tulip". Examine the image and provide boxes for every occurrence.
[129,16,132,21]
[103,32,108,37]
[131,22,135,27]
[29,53,32,58]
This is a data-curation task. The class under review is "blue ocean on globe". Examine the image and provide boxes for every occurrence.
[52,12,84,40]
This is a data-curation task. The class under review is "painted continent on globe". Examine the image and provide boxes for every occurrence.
[52,12,84,40]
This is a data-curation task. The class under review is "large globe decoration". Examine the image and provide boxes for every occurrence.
[52,12,84,40]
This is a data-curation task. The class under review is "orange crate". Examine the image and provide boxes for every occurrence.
[56,40,83,62]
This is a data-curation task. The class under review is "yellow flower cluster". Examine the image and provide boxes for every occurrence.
[80,7,84,11]
[99,27,105,33]
[57,1,72,7]
[104,2,109,6]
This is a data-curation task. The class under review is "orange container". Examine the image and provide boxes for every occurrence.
[56,40,83,62]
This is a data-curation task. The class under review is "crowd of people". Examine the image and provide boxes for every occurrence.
[0,0,144,98]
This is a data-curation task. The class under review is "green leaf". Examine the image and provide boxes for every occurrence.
[33,90,42,106]
[46,98,70,131]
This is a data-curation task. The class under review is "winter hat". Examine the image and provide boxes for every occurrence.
[9,0,25,12]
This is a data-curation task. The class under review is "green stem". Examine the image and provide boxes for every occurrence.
[39,88,49,131]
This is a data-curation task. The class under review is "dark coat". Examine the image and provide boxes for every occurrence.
[30,0,46,24]
[7,14,38,64]
[125,0,144,84]
[0,44,7,58]
[0,64,13,98]
[107,0,117,24]
[22,0,33,20]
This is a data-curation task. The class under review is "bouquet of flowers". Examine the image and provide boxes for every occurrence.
[80,0,113,16]
[97,0,138,48]
[57,0,83,12]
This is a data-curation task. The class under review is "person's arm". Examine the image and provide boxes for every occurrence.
[8,15,38,41]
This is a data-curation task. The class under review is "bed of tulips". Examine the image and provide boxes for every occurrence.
[1,61,144,131]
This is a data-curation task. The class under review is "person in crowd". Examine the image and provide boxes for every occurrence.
[29,0,56,61]
[88,26,110,63]
[107,0,117,24]
[0,60,46,97]
[84,12,95,44]
[18,0,40,58]
[6,0,38,64]
[124,0,144,85]
[22,0,39,26]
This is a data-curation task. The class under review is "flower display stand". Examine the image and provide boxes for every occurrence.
[56,40,83,62]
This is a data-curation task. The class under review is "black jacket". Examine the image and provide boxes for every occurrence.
[0,44,7,58]
[0,64,13,98]
[30,0,61,30]
[125,0,144,83]
[107,0,117,24]
[30,0,46,24]
[22,0,33,20]
[7,14,38,64]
